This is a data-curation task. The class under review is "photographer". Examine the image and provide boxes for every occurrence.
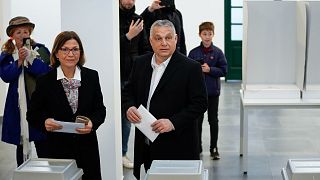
[141,0,187,55]
[0,16,51,166]
[119,0,150,169]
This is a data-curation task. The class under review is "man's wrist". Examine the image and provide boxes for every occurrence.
[126,33,132,41]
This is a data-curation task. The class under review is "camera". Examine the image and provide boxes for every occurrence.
[159,0,175,8]
[23,37,31,50]
[132,16,142,23]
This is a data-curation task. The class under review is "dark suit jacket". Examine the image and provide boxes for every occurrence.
[27,66,106,180]
[122,51,208,179]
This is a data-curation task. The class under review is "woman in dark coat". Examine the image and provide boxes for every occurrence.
[27,31,106,180]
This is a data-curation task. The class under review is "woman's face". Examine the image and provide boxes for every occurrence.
[12,26,30,48]
[55,39,80,70]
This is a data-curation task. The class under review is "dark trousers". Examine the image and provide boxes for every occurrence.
[198,95,219,152]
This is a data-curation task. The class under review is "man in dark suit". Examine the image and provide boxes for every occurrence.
[122,19,208,179]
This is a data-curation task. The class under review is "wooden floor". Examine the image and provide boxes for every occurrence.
[1,81,320,180]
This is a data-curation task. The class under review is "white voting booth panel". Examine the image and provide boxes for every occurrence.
[303,1,320,99]
[281,159,320,180]
[144,160,208,180]
[12,158,83,180]
[242,1,306,99]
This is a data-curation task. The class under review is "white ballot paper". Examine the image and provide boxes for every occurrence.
[52,119,85,134]
[136,105,159,142]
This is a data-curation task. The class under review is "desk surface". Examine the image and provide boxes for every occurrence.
[240,90,320,106]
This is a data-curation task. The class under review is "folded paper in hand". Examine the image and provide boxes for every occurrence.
[136,105,159,142]
[52,119,85,134]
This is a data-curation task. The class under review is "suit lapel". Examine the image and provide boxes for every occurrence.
[153,52,180,95]
[76,68,86,114]
[142,56,153,106]
[52,69,74,115]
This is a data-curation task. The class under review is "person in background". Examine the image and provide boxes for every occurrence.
[27,31,106,180]
[188,21,227,160]
[119,0,150,169]
[122,20,207,179]
[0,16,51,166]
[141,0,187,55]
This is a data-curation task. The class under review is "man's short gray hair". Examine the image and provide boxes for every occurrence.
[150,19,176,36]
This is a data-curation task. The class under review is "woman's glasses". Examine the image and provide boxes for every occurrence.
[60,47,80,55]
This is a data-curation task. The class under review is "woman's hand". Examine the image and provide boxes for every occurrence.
[76,119,93,134]
[45,118,62,132]
[17,47,28,67]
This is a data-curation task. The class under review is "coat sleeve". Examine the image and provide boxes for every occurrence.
[0,53,22,83]
[208,49,228,78]
[26,75,48,132]
[170,62,208,130]
[89,71,106,131]
[121,58,138,112]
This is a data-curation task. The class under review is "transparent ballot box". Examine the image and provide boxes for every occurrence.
[13,158,83,180]
[281,159,320,180]
[144,160,208,180]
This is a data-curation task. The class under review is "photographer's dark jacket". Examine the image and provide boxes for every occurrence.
[188,43,228,96]
[141,6,187,55]
[119,6,150,83]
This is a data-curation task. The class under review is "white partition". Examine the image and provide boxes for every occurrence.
[60,1,122,180]
[303,1,320,99]
[242,1,307,99]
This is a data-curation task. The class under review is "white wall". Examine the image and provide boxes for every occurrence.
[60,1,122,179]
[135,0,225,54]
[0,0,7,116]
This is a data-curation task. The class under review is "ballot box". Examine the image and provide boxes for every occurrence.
[12,158,83,180]
[281,159,320,180]
[144,160,208,180]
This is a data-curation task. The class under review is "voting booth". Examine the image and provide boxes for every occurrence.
[242,0,307,99]
[303,1,320,99]
[144,160,208,180]
[12,158,83,180]
[281,159,320,180]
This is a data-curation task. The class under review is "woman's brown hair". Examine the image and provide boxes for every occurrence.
[50,31,86,68]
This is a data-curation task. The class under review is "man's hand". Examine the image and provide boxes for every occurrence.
[151,119,174,133]
[148,0,165,12]
[126,106,142,123]
[126,19,144,40]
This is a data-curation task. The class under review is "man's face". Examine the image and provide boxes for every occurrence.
[149,26,177,62]
[120,0,135,10]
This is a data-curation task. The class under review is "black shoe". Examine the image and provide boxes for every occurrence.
[210,147,220,160]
